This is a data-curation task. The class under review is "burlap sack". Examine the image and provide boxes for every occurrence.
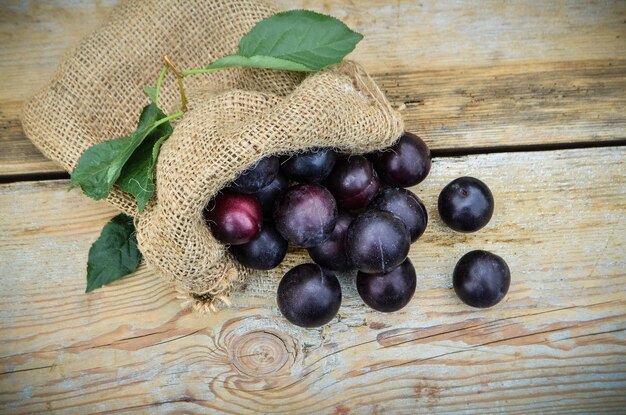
[21,0,404,310]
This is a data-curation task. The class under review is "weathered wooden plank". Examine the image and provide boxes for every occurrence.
[0,1,117,175]
[1,147,624,414]
[5,61,625,176]
[1,0,625,175]
[383,60,626,150]
[0,122,63,175]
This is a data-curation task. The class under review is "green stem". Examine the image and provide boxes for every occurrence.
[154,66,168,104]
[154,111,184,128]
[141,111,184,144]
[181,67,227,77]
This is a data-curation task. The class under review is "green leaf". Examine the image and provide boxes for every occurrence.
[144,86,157,103]
[70,103,166,201]
[86,213,142,292]
[206,10,363,72]
[68,138,129,199]
[117,120,173,213]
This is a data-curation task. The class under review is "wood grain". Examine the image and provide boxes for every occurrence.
[1,0,625,175]
[1,147,624,414]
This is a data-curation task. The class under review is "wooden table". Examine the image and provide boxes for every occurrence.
[1,1,625,413]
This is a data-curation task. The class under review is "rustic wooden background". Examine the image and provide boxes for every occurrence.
[1,1,625,413]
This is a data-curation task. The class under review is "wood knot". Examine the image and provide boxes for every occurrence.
[229,330,295,377]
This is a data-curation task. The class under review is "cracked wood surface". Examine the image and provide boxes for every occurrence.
[1,0,625,175]
[1,147,625,414]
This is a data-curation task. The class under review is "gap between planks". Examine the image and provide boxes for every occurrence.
[1,139,626,185]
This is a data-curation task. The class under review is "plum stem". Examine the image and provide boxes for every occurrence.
[163,55,188,112]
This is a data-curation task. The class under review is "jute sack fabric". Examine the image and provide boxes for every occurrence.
[21,0,404,311]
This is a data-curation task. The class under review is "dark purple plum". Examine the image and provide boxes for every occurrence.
[232,155,280,194]
[277,263,342,328]
[274,183,338,248]
[324,155,380,210]
[281,148,337,183]
[307,213,354,272]
[438,177,494,233]
[371,132,431,187]
[204,190,262,245]
[453,250,510,308]
[230,222,287,270]
[254,172,288,217]
[370,188,428,242]
[346,210,410,273]
[357,258,416,312]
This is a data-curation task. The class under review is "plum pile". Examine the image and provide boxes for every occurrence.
[204,132,510,327]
